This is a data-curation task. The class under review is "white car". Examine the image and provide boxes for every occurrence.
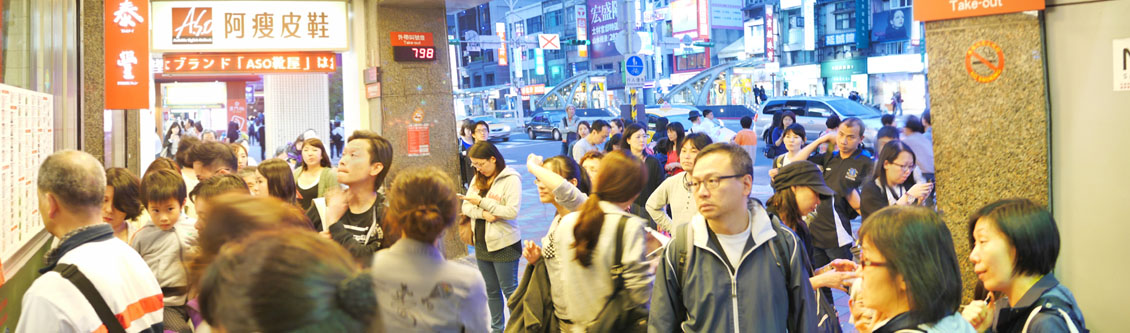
[754,96,883,147]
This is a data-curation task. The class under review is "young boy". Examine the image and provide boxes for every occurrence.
[135,169,198,333]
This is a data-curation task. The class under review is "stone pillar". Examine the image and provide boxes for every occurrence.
[372,2,465,259]
[80,0,105,163]
[925,13,1050,299]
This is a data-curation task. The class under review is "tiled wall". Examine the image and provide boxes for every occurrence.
[263,74,331,157]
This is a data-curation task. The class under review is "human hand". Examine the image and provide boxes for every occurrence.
[324,187,349,226]
[818,259,859,275]
[961,300,993,332]
[852,306,877,333]
[664,162,681,171]
[458,194,482,206]
[523,240,542,264]
[482,211,498,222]
[768,168,779,180]
[908,182,934,201]
[527,154,545,170]
[811,270,858,292]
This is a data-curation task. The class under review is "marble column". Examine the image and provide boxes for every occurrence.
[372,2,466,259]
[925,13,1050,299]
[80,0,105,163]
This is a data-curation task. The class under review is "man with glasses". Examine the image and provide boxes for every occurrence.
[807,117,874,271]
[651,143,817,332]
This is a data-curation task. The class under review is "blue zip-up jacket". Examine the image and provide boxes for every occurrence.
[649,200,818,332]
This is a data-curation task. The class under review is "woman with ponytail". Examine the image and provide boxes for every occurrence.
[545,151,654,331]
[198,229,380,332]
[371,168,490,332]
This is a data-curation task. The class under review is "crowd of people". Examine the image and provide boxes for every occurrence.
[18,109,1086,332]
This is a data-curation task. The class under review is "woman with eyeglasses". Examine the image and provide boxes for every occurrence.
[620,123,666,213]
[461,141,523,333]
[851,206,975,333]
[860,140,933,222]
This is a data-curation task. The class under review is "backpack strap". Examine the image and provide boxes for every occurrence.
[1022,294,1085,333]
[52,264,128,333]
[610,216,630,291]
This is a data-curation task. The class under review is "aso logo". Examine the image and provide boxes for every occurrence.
[172,7,213,44]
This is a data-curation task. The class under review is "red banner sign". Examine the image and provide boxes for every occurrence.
[390,32,434,47]
[163,53,337,74]
[105,0,150,109]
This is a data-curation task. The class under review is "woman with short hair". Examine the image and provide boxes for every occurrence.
[852,206,974,332]
[104,168,146,242]
[962,199,1087,332]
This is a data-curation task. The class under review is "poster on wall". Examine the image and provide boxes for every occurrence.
[872,8,911,43]
[0,84,53,265]
[587,0,622,58]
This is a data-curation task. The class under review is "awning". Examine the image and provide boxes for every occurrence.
[719,37,746,59]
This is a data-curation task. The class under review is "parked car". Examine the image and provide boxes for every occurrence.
[524,111,565,140]
[524,108,619,140]
[467,115,511,141]
[754,96,883,147]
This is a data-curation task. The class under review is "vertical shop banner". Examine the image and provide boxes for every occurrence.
[765,5,775,62]
[226,82,248,133]
[587,0,621,58]
[496,22,508,66]
[105,0,150,109]
[697,0,710,38]
[576,4,588,57]
[803,0,815,50]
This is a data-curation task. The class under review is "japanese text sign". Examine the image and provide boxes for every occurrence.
[390,32,434,47]
[106,0,150,109]
[163,53,337,74]
[152,1,349,52]
[915,0,1044,22]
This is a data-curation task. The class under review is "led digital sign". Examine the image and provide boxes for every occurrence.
[393,46,437,62]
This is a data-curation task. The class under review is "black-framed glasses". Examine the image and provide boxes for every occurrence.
[686,174,744,191]
[889,161,915,172]
[861,258,888,269]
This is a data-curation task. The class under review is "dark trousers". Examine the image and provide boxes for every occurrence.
[813,244,852,309]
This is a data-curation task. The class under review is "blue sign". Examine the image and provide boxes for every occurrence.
[625,55,645,76]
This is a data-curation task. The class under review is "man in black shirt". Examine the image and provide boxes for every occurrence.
[807,117,873,270]
[307,130,398,265]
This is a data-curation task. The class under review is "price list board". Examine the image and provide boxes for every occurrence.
[0,83,53,263]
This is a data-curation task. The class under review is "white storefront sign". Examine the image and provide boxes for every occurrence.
[152,1,349,52]
[867,54,925,74]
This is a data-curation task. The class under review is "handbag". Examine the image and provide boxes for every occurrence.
[588,216,647,332]
[457,215,474,246]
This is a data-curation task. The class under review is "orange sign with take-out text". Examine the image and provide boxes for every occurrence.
[915,0,1045,22]
[163,53,337,74]
[105,0,150,109]
[390,32,434,47]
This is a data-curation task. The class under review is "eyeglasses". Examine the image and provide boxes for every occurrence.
[889,161,915,172]
[470,160,491,168]
[686,174,744,190]
[861,258,888,269]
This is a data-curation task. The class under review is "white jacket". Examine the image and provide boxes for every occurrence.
[548,201,653,326]
[462,167,523,252]
[18,237,163,332]
[645,171,697,232]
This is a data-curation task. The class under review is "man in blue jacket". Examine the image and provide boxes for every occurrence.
[649,143,818,332]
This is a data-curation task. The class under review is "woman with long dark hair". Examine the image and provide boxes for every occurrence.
[545,151,652,330]
[860,140,933,221]
[770,111,797,158]
[257,159,299,206]
[294,138,340,212]
[461,141,522,332]
[657,121,685,176]
[620,123,666,211]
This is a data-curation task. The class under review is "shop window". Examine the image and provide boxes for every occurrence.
[486,74,495,86]
[834,1,853,11]
[526,17,542,33]
[545,10,563,28]
[895,0,913,8]
[474,75,482,87]
[835,12,855,30]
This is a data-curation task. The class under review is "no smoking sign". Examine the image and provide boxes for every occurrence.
[965,40,1005,83]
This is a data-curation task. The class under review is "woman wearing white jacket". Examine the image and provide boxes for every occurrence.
[547,151,653,331]
[461,141,523,333]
